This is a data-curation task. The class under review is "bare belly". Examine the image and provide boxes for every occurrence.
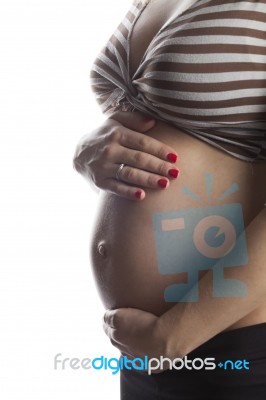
[90,121,266,331]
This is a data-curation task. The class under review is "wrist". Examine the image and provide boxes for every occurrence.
[156,314,190,360]
[155,315,188,360]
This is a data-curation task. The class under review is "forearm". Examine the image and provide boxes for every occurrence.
[158,206,266,358]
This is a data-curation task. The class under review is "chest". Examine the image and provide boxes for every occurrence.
[129,0,199,78]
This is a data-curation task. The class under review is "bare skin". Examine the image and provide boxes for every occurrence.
[132,0,266,329]
[100,0,266,366]
[92,121,266,328]
[74,0,266,362]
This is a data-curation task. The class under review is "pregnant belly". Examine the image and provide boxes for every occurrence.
[89,122,266,317]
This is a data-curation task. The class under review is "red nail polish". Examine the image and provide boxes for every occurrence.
[167,153,178,163]
[158,178,168,189]
[168,168,180,178]
[135,190,143,199]
[143,116,155,123]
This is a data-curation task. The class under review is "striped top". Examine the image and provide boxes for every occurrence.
[90,0,266,162]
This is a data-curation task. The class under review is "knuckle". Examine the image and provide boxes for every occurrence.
[158,145,167,160]
[137,134,149,149]
[125,188,134,198]
[109,128,122,143]
[73,157,85,173]
[133,151,145,164]
[158,161,168,175]
[112,312,121,328]
[123,167,135,181]
[92,174,101,186]
[106,179,117,191]
[72,157,81,171]
[146,174,157,187]
[102,144,114,158]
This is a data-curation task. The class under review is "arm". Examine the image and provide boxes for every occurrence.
[160,206,266,358]
[103,206,266,363]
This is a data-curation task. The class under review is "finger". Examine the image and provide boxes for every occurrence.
[111,149,180,180]
[111,164,172,190]
[103,309,117,328]
[103,327,132,355]
[119,129,178,163]
[101,178,146,201]
[109,111,156,133]
[105,330,132,355]
[102,317,127,349]
[103,308,131,334]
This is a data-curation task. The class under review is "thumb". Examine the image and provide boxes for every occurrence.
[109,110,156,133]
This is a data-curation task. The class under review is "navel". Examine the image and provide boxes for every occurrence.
[98,241,107,258]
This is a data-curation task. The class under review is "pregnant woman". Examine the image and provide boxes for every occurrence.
[74,0,266,398]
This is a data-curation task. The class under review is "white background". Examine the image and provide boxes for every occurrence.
[0,1,132,398]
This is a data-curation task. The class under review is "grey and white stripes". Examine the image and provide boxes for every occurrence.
[90,0,266,162]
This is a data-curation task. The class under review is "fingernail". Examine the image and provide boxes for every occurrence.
[167,153,178,163]
[135,190,143,199]
[143,116,155,123]
[158,178,168,189]
[168,168,180,178]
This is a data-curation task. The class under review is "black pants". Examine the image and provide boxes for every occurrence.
[120,323,266,400]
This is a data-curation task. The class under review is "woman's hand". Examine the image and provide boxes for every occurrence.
[103,307,170,373]
[73,111,179,201]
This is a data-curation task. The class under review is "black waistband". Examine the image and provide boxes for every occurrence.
[188,322,266,359]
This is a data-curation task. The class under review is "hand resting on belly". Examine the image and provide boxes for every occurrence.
[89,120,266,317]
